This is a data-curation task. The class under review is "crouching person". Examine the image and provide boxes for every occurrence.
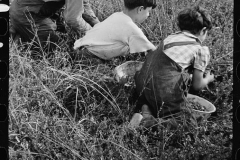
[10,0,99,58]
[72,0,157,66]
[133,6,214,130]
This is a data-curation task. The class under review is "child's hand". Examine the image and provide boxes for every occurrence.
[205,71,214,83]
[189,74,193,80]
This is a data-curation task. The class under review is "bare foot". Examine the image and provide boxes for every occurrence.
[142,104,152,118]
[129,113,143,128]
[141,104,158,128]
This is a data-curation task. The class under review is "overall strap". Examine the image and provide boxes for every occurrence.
[163,41,200,50]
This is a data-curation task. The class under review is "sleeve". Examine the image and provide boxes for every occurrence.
[73,38,83,50]
[64,0,92,34]
[82,0,100,27]
[128,33,156,54]
[194,46,210,72]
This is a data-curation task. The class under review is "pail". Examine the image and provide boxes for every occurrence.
[114,61,143,84]
[187,94,216,120]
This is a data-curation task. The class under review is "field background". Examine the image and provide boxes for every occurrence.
[9,0,233,159]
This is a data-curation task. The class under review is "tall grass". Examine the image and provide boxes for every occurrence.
[9,0,233,159]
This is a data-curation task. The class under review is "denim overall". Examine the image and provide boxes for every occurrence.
[134,41,200,118]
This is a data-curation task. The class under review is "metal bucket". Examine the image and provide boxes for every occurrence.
[114,61,144,84]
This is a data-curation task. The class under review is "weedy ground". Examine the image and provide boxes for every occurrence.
[9,0,233,159]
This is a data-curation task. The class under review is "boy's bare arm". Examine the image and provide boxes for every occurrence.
[192,68,214,90]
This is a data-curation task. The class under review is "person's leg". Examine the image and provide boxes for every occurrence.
[136,73,185,128]
[143,84,164,118]
[32,17,62,53]
[9,19,21,44]
[11,15,62,59]
[131,87,159,128]
[10,17,34,43]
[50,11,67,33]
[133,69,159,128]
[82,0,100,26]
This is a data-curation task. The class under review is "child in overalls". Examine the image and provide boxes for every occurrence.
[134,6,215,128]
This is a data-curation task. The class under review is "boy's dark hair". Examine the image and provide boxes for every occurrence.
[124,0,157,10]
[177,6,212,34]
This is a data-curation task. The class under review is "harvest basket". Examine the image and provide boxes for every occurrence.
[187,94,216,121]
[114,61,144,83]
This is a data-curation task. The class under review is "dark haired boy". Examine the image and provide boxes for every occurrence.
[73,0,157,62]
[133,6,215,128]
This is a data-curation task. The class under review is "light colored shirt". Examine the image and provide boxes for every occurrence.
[163,31,210,72]
[74,12,156,60]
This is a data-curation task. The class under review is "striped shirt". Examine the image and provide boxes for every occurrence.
[163,31,210,72]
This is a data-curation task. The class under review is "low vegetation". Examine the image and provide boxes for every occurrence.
[9,0,233,159]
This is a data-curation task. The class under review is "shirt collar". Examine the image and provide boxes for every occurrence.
[173,31,202,44]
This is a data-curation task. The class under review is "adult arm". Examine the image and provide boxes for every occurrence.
[82,0,100,27]
[64,0,92,34]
